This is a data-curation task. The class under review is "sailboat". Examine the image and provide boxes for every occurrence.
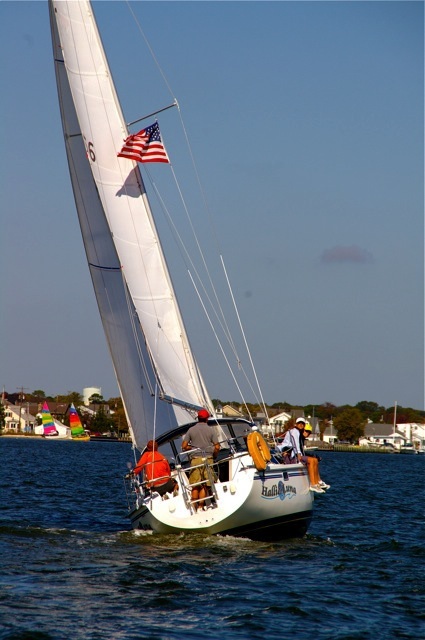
[49,1,315,539]
[41,402,58,437]
[39,401,71,440]
[69,403,90,441]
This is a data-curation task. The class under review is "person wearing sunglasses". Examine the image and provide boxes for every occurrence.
[278,418,330,493]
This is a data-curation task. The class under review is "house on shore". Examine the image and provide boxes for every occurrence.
[2,400,37,433]
[356,423,425,450]
[2,399,70,438]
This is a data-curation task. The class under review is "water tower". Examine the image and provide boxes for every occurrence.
[83,387,102,406]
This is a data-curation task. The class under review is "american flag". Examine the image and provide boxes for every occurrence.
[117,122,170,164]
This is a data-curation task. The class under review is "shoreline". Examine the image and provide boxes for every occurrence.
[0,433,131,442]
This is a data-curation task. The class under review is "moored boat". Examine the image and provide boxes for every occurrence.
[36,401,71,440]
[69,403,90,441]
[399,443,418,455]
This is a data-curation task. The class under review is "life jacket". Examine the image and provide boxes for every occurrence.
[134,451,171,486]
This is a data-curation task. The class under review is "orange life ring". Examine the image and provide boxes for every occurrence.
[247,431,271,471]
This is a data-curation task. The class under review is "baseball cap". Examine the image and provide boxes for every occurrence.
[197,409,210,420]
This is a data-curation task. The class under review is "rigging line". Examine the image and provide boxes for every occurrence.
[233,360,265,413]
[170,114,260,406]
[121,269,156,397]
[175,104,222,257]
[131,440,139,466]
[188,271,254,423]
[124,0,176,102]
[120,212,201,400]
[152,384,158,446]
[142,156,238,358]
[158,109,254,408]
[143,166,240,366]
[142,172,260,414]
[126,101,178,128]
[173,106,239,354]
[115,166,202,394]
[123,3,255,400]
[124,0,221,258]
[123,4,260,407]
[169,157,240,358]
[221,256,269,421]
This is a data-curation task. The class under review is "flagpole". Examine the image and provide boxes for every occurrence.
[126,100,178,128]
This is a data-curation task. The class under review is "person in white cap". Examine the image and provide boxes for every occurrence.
[278,417,307,460]
[278,417,329,493]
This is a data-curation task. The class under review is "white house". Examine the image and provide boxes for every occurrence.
[396,423,425,450]
[339,422,425,450]
[263,411,291,435]
[322,422,338,444]
[267,411,291,435]
[2,401,37,433]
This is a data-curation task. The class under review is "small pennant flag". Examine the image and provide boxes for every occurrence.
[117,122,169,164]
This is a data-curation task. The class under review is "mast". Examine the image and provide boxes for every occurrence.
[393,401,397,436]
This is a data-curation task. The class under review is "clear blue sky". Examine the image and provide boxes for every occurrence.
[1,1,423,410]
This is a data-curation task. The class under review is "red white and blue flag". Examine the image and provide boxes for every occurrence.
[117,122,169,164]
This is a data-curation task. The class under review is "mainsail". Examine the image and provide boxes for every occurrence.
[69,403,86,438]
[50,1,212,447]
[41,402,58,436]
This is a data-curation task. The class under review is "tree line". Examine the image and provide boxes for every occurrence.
[214,398,425,425]
[213,399,425,443]
[2,390,424,440]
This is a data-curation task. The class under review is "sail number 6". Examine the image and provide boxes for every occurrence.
[87,141,96,162]
[83,135,96,162]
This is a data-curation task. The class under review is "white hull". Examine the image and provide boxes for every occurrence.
[36,430,72,440]
[127,453,313,540]
[35,426,72,440]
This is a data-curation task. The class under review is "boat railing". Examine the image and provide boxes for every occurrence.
[124,447,251,513]
[225,436,247,454]
[175,449,219,513]
[123,470,175,509]
[123,473,144,510]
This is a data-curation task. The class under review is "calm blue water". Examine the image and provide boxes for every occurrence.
[0,438,424,640]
